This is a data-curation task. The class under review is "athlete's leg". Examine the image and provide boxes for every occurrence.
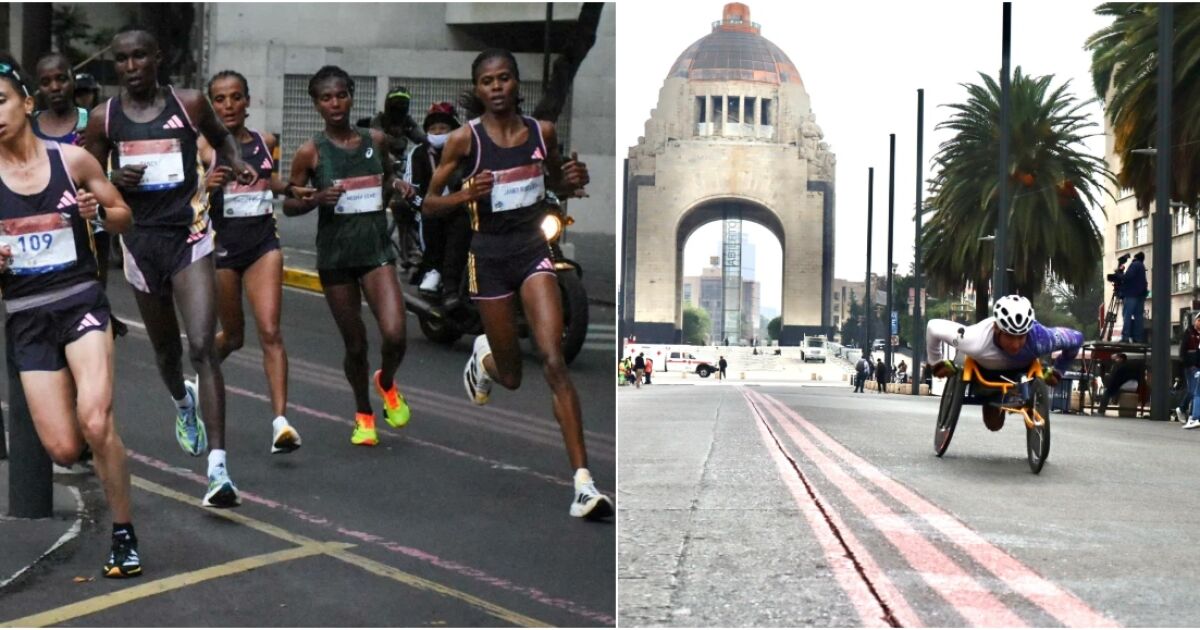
[519,273,586,470]
[215,267,246,361]
[23,370,85,466]
[475,294,524,390]
[323,281,372,413]
[360,264,406,390]
[133,289,187,401]
[243,250,288,418]
[65,327,131,523]
[171,256,226,449]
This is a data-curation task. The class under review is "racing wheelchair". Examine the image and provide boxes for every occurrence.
[934,356,1052,474]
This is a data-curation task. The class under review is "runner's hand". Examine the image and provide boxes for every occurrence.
[562,151,589,197]
[392,179,416,200]
[466,170,494,201]
[111,164,147,189]
[232,160,258,186]
[205,165,233,191]
[0,244,12,274]
[287,185,316,200]
[77,191,99,221]
[1043,367,1062,387]
[929,361,954,379]
[312,186,345,208]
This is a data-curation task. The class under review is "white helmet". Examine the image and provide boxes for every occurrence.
[993,295,1035,335]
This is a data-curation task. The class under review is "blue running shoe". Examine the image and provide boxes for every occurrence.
[202,466,240,508]
[174,380,207,456]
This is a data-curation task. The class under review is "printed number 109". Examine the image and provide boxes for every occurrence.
[17,234,54,252]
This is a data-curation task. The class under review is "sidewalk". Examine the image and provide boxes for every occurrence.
[0,460,86,590]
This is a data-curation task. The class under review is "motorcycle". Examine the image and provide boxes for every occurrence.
[400,193,590,364]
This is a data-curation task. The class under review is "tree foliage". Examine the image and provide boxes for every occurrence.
[683,306,711,346]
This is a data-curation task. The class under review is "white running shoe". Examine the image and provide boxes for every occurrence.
[202,466,241,508]
[271,418,302,454]
[1184,419,1200,430]
[463,335,494,405]
[570,480,615,520]
[419,269,442,294]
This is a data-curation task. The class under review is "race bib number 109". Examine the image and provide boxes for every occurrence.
[0,213,77,275]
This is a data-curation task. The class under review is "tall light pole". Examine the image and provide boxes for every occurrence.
[865,168,874,352]
[887,134,896,378]
[1151,4,1173,421]
[993,2,1012,299]
[913,89,925,395]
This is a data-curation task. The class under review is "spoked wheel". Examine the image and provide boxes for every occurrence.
[935,371,965,456]
[1026,380,1052,474]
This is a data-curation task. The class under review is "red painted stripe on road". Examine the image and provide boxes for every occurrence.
[756,391,1119,628]
[123,449,615,625]
[746,390,1026,627]
[742,389,918,627]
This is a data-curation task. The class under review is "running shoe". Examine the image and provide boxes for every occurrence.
[174,380,207,456]
[570,481,615,520]
[463,335,494,405]
[374,370,411,428]
[1184,418,1200,430]
[271,421,302,454]
[351,412,378,446]
[102,535,142,579]
[202,466,241,508]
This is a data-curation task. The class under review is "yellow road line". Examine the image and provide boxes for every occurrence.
[325,548,552,628]
[282,267,322,292]
[0,543,347,628]
[132,476,552,627]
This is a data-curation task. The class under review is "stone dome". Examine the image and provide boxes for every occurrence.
[666,3,802,86]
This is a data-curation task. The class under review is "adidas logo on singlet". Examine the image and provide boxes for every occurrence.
[261,157,271,170]
[532,147,544,161]
[162,115,186,130]
[56,190,76,210]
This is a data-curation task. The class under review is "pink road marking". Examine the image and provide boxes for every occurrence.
[124,449,615,625]
[745,390,1026,627]
[756,392,1120,628]
[742,389,919,627]
[224,384,572,489]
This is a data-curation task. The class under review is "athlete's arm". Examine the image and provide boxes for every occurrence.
[82,102,145,189]
[1027,322,1084,373]
[539,121,589,198]
[925,319,967,366]
[185,90,257,187]
[62,144,132,234]
[422,126,489,218]
[195,136,232,193]
[283,140,332,217]
[370,128,411,205]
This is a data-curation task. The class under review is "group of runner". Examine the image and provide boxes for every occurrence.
[0,30,612,581]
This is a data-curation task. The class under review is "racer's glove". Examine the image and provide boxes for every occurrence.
[927,360,957,379]
[1042,367,1062,387]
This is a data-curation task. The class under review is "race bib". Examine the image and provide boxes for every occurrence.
[490,163,545,213]
[333,174,383,215]
[223,180,272,218]
[0,214,77,275]
[119,139,185,190]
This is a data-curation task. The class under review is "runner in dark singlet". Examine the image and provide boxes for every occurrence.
[0,59,140,577]
[198,70,304,455]
[84,28,258,508]
[423,49,613,520]
[284,66,413,446]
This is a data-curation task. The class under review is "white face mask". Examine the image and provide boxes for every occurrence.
[427,133,449,149]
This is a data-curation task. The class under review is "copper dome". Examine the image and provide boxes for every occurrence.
[667,3,802,86]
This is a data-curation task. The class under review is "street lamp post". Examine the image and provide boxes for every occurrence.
[865,168,874,352]
[913,89,925,395]
[994,2,1013,300]
[1151,4,1173,421]
[887,134,896,380]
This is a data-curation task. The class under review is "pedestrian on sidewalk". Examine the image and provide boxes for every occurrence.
[644,357,653,385]
[854,356,870,393]
[875,358,887,393]
[1180,318,1200,428]
[634,353,645,389]
[718,356,728,380]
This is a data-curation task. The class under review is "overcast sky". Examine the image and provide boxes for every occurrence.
[617,0,1113,313]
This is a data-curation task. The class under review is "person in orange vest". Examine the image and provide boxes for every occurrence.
[644,357,653,385]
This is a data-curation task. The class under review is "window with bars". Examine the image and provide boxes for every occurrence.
[1117,223,1130,249]
[387,77,570,150]
[280,75,379,176]
[1175,262,1191,293]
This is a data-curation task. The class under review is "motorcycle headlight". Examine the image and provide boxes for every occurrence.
[541,214,563,242]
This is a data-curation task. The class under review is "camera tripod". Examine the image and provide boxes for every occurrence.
[1102,289,1123,342]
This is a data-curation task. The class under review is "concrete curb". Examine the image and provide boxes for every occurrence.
[282,267,323,293]
[0,485,84,591]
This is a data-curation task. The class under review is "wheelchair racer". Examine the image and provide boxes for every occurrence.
[926,295,1084,430]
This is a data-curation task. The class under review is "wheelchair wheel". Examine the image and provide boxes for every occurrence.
[1026,379,1052,474]
[935,371,965,456]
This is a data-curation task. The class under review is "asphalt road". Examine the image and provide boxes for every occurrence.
[0,278,616,627]
[618,382,1200,627]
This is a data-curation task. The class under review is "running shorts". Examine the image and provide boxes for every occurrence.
[121,225,215,296]
[6,282,111,372]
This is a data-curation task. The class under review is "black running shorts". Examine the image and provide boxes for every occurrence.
[121,225,215,296]
[467,235,556,300]
[6,282,111,372]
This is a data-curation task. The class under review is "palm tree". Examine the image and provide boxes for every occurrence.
[921,68,1114,319]
[1087,3,1200,210]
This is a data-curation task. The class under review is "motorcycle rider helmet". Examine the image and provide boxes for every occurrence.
[993,295,1035,336]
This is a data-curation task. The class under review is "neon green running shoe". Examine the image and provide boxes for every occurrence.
[374,370,411,428]
[174,380,206,456]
